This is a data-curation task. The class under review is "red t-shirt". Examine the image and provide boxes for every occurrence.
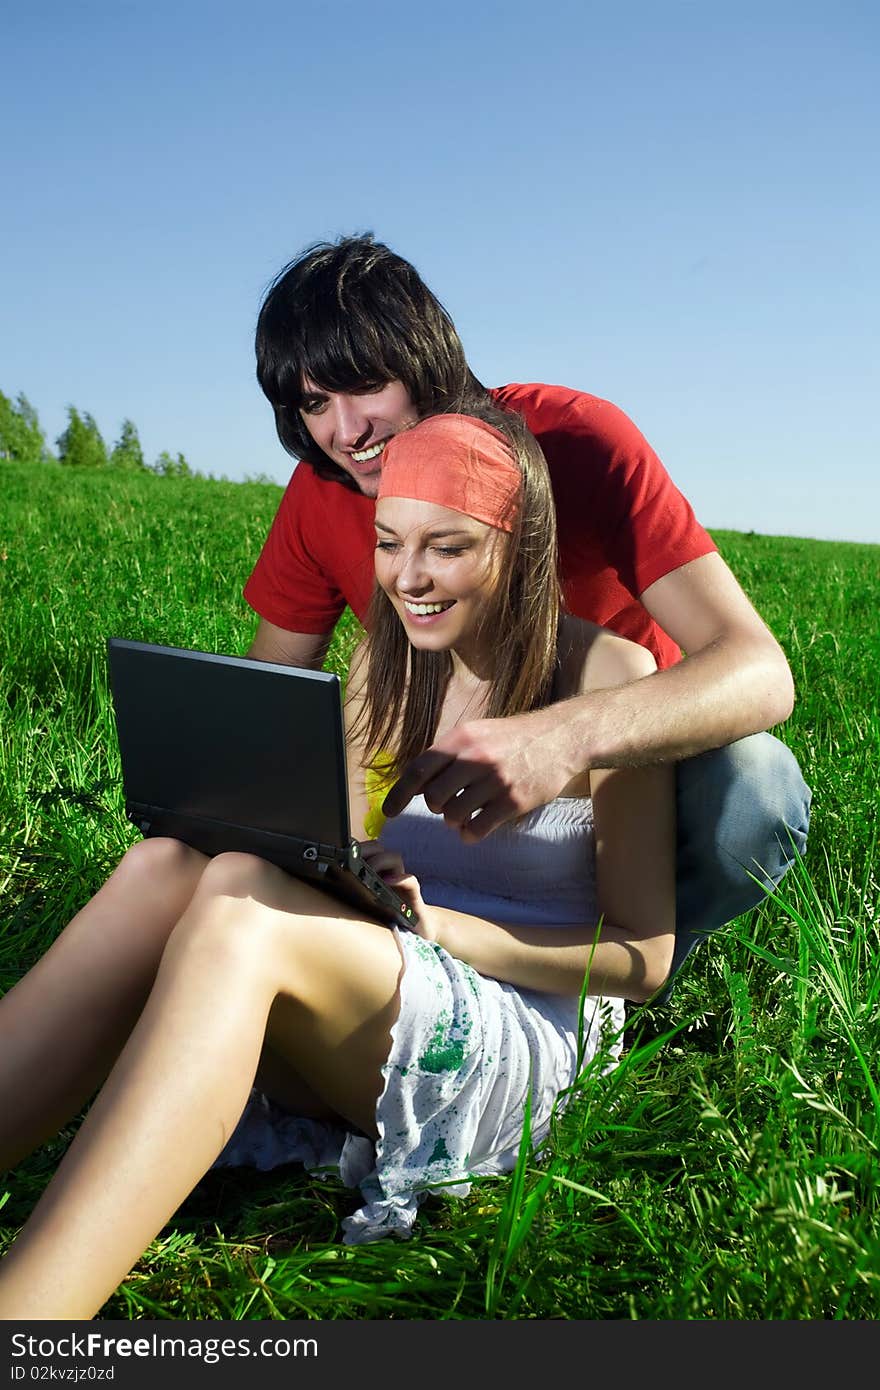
[243,383,717,669]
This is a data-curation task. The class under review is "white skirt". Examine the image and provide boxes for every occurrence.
[214,929,624,1243]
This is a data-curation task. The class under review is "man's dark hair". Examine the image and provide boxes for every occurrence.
[255,234,485,487]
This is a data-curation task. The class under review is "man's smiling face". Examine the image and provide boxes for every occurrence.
[298,378,419,498]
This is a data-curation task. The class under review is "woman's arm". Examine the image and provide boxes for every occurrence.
[419,765,674,1003]
[423,903,672,1004]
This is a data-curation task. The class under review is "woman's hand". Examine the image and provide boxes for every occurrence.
[357,841,442,942]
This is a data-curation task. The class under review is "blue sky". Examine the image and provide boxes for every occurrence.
[3,0,877,543]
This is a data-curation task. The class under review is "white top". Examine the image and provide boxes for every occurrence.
[378,793,598,927]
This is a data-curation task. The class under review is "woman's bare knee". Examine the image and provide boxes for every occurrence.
[81,838,212,964]
[190,850,281,899]
[158,853,289,982]
[161,853,400,1011]
[112,836,208,901]
[189,852,338,921]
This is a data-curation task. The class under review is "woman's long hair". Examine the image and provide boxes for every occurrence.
[356,400,562,774]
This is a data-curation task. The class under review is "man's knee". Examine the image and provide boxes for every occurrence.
[669,733,811,985]
[677,733,811,891]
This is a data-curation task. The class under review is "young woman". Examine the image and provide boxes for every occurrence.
[0,406,674,1320]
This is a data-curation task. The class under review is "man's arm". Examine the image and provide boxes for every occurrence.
[596,550,794,763]
[382,551,794,839]
[246,617,332,670]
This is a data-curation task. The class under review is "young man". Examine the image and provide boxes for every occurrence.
[243,234,810,977]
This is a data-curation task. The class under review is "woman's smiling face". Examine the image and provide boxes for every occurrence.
[374,497,505,662]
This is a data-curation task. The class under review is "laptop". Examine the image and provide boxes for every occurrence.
[106,637,417,931]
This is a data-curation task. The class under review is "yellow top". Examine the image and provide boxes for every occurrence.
[362,751,397,840]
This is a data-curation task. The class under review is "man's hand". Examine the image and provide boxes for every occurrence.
[382,706,580,842]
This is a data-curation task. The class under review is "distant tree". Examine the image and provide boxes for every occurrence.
[56,408,108,469]
[0,390,47,462]
[241,471,278,486]
[109,418,146,471]
[151,450,193,478]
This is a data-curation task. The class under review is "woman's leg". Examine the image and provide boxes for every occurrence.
[0,837,209,1171]
[0,853,404,1320]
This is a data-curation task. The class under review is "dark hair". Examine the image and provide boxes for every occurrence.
[256,234,485,488]
[355,400,562,773]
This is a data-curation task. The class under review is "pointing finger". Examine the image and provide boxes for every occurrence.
[381,749,456,818]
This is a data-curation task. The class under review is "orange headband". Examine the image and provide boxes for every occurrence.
[378,414,521,532]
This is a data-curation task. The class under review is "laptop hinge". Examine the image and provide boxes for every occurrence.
[126,803,342,867]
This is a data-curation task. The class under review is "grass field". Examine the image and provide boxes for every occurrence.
[1,459,878,1320]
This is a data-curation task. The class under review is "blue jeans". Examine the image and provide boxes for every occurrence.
[669,732,811,985]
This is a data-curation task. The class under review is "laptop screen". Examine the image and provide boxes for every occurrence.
[108,640,353,849]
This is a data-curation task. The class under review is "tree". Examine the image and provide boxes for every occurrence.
[56,408,108,469]
[151,450,193,478]
[109,419,146,471]
[0,390,47,462]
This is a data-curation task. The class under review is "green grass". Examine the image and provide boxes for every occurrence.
[1,460,878,1319]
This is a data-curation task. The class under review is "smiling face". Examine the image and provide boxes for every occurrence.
[373,497,505,665]
[298,377,418,497]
